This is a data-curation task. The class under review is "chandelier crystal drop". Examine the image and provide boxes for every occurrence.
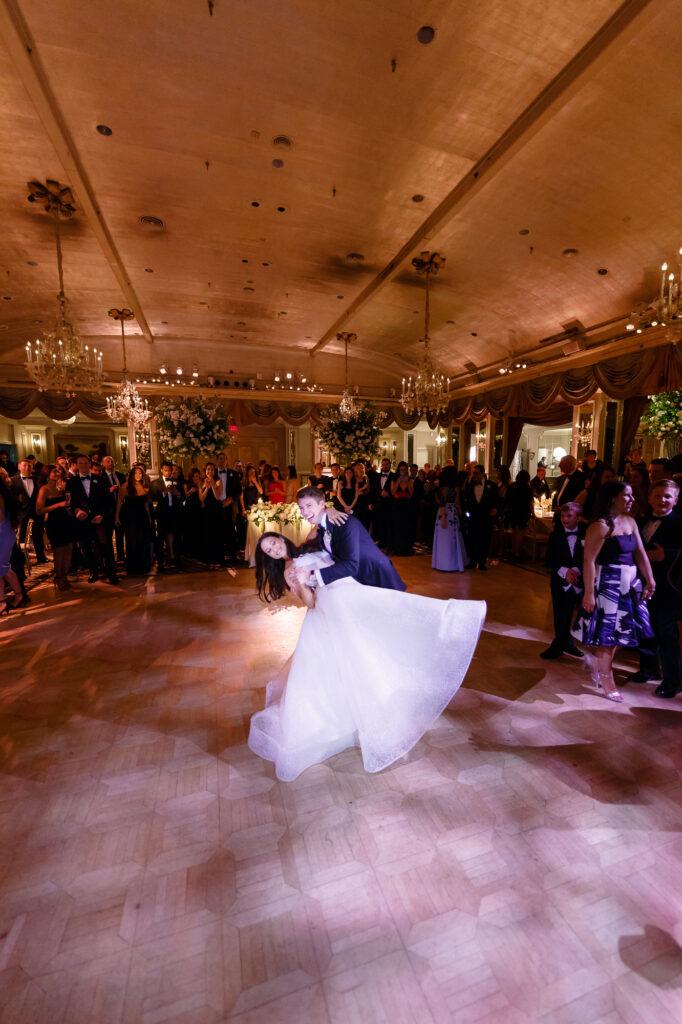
[400,252,450,416]
[337,331,358,419]
[105,308,152,429]
[24,180,104,396]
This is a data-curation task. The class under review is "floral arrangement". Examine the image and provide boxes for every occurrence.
[641,391,682,440]
[154,396,231,460]
[247,501,307,532]
[313,403,383,464]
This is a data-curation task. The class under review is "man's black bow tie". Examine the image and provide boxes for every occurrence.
[81,475,91,480]
[21,476,31,480]
[565,530,579,535]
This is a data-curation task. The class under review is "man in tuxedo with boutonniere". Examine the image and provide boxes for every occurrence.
[65,454,118,584]
[150,461,185,572]
[541,502,585,660]
[11,458,47,564]
[293,485,406,591]
[629,479,682,698]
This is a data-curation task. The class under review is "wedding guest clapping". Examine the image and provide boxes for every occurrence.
[151,462,185,572]
[240,465,263,514]
[199,462,225,568]
[36,465,76,591]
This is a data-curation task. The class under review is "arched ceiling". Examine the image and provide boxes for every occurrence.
[0,0,681,394]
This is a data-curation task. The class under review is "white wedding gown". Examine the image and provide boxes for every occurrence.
[248,552,486,781]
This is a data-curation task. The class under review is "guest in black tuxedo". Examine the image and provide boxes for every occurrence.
[151,462,185,571]
[551,455,585,517]
[10,459,47,563]
[630,479,682,698]
[65,454,118,583]
[101,455,126,561]
[541,502,585,659]
[462,465,499,570]
[308,462,333,498]
[216,451,241,563]
[372,457,395,549]
[530,466,551,500]
[295,485,406,590]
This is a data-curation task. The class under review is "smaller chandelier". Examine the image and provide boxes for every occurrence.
[573,417,593,445]
[24,180,103,396]
[400,252,450,416]
[105,309,152,429]
[626,248,682,334]
[337,331,358,418]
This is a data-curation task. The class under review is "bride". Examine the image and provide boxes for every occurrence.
[248,531,486,781]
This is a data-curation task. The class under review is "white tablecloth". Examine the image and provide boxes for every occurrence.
[245,517,313,567]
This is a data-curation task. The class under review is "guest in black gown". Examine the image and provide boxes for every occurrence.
[183,468,204,561]
[390,461,415,555]
[36,464,75,590]
[338,466,359,514]
[352,461,372,529]
[115,466,154,575]
[199,462,225,567]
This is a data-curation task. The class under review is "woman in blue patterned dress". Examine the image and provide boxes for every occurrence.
[573,481,655,701]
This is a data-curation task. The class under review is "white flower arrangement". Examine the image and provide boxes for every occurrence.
[641,391,682,440]
[155,396,231,460]
[313,403,382,464]
[247,500,307,533]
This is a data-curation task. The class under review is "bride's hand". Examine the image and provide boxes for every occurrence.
[327,507,348,526]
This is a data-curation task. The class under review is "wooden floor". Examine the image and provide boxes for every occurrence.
[1,556,681,1024]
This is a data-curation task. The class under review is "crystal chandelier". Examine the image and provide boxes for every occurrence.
[24,180,103,396]
[105,308,152,429]
[573,416,593,445]
[626,248,682,334]
[337,331,358,418]
[400,252,450,416]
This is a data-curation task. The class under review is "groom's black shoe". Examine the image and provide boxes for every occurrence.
[540,644,563,660]
[562,645,584,660]
[654,683,681,698]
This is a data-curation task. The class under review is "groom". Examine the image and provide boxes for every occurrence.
[295,485,406,591]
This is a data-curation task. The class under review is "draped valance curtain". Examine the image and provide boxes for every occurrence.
[2,343,681,426]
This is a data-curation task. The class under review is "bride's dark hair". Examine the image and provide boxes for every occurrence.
[255,531,301,603]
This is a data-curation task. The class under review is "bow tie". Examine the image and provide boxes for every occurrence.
[566,530,579,535]
[21,476,31,480]
[81,475,91,480]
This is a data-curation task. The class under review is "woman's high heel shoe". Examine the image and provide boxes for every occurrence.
[598,671,624,702]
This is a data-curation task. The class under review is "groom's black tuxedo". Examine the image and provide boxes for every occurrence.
[316,514,406,591]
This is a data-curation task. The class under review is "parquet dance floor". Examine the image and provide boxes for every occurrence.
[1,558,681,1023]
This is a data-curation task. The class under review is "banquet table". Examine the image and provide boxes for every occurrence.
[245,515,313,566]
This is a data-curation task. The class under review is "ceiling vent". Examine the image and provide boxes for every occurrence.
[273,135,293,149]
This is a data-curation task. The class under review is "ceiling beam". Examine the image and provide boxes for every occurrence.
[0,0,154,343]
[311,0,670,355]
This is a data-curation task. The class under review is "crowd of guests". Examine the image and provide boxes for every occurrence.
[1,444,681,702]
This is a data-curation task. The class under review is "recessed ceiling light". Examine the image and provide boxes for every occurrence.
[417,26,435,44]
[0,325,7,331]
[276,205,287,212]
[518,228,530,236]
[597,267,608,275]
[2,296,11,301]
[346,252,364,261]
[446,319,455,325]
[272,159,284,168]
[279,311,287,315]
[412,194,424,203]
[145,267,154,273]
[96,124,112,135]
[471,332,478,337]
[161,320,168,324]
[26,260,38,266]
[241,258,249,263]
[262,261,270,267]
[237,321,246,326]
[562,248,579,258]
[244,286,255,292]
[139,215,165,231]
[337,295,344,300]
[199,301,208,305]
[273,135,293,149]
[251,201,260,207]
[250,129,260,139]
[33,318,42,324]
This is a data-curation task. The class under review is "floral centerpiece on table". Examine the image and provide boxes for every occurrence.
[154,396,231,461]
[247,501,307,533]
[641,391,682,441]
[313,403,383,465]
